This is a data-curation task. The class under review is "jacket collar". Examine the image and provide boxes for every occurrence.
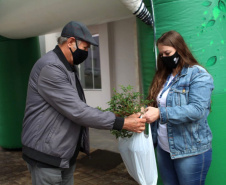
[53,45,76,72]
[179,66,189,77]
[172,66,188,84]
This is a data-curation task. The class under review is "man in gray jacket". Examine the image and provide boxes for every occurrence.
[21,21,146,185]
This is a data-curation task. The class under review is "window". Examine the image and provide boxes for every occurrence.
[78,34,101,90]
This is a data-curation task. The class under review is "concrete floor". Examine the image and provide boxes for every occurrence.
[0,128,138,185]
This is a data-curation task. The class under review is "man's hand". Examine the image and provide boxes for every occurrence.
[143,106,160,123]
[123,113,146,133]
[127,112,141,118]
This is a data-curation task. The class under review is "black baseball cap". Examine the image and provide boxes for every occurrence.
[61,21,98,46]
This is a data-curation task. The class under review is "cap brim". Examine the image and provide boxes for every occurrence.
[89,38,98,46]
[77,37,98,46]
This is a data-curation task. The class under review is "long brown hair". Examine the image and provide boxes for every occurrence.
[147,30,200,107]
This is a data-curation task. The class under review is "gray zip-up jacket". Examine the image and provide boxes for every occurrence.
[22,46,123,168]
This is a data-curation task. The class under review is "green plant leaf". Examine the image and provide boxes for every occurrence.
[219,0,226,12]
[98,85,152,138]
[206,56,217,66]
[206,20,215,27]
[202,1,212,7]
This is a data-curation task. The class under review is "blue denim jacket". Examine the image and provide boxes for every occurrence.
[151,65,214,159]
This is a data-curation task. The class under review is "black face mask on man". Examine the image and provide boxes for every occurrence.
[70,41,88,65]
[161,51,180,70]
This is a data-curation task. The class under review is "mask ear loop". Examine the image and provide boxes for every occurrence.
[69,39,79,53]
[75,39,79,50]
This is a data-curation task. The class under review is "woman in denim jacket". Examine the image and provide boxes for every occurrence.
[144,30,214,185]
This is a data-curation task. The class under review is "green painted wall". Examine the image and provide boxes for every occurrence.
[137,0,226,184]
[137,18,156,98]
[0,36,40,148]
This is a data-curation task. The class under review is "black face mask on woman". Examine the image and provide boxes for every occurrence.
[70,41,88,65]
[161,51,180,70]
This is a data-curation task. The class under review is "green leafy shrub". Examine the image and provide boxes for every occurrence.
[98,85,151,139]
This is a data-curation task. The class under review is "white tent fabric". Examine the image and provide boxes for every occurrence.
[120,0,153,26]
[0,0,132,39]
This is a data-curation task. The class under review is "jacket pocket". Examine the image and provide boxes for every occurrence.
[45,126,57,143]
[44,112,63,144]
[172,88,189,106]
[192,123,201,144]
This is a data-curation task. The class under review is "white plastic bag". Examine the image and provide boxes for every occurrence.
[118,124,158,185]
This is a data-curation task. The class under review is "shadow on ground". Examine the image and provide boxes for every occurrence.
[77,149,123,171]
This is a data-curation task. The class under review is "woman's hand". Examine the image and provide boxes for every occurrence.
[143,106,160,123]
[140,106,145,114]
